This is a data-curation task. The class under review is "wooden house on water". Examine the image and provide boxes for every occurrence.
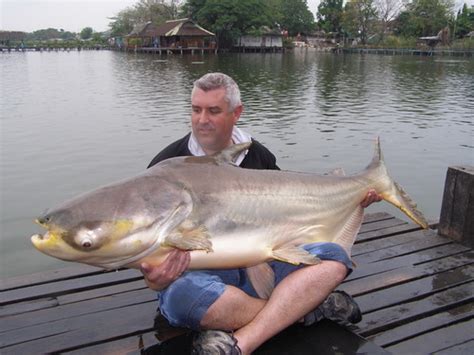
[234,27,283,52]
[125,19,217,54]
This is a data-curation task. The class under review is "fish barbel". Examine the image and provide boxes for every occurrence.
[31,138,428,297]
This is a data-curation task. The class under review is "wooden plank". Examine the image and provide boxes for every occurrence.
[362,212,394,224]
[1,301,157,353]
[352,232,452,264]
[0,297,59,317]
[64,332,158,355]
[352,228,428,256]
[356,264,474,313]
[357,218,408,237]
[57,280,146,305]
[355,283,474,336]
[342,252,474,296]
[369,303,474,347]
[67,320,390,355]
[0,288,156,334]
[0,269,142,305]
[385,318,474,354]
[346,243,471,282]
[432,339,474,355]
[356,222,421,243]
[0,265,103,291]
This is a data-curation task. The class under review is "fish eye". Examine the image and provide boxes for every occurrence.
[81,239,93,248]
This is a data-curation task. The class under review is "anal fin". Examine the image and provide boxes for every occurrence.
[333,206,363,256]
[246,263,275,300]
[271,245,321,265]
[163,222,213,252]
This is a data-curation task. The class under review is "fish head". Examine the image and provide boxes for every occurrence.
[31,207,153,268]
[31,175,192,269]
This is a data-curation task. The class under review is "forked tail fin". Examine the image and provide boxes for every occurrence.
[368,138,429,229]
[384,180,429,229]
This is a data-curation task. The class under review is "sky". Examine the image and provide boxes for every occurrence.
[1,0,472,33]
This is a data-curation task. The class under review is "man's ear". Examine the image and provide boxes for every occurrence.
[233,105,243,123]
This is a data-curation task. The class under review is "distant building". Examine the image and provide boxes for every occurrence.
[235,27,283,52]
[125,19,216,49]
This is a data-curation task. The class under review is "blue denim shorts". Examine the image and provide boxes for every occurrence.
[158,242,352,330]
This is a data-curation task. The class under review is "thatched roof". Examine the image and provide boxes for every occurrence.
[128,19,214,37]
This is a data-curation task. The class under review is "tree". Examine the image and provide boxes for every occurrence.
[180,0,207,20]
[109,0,182,37]
[374,0,404,41]
[280,0,315,35]
[342,0,377,43]
[394,0,454,37]
[195,0,272,47]
[455,3,474,38]
[317,0,344,34]
[80,27,93,40]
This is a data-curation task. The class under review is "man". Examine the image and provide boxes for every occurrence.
[142,73,381,354]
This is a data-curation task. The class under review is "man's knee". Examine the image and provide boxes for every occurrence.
[304,242,353,276]
[320,259,348,283]
[159,272,226,330]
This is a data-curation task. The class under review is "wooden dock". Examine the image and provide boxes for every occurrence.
[130,47,218,55]
[339,47,474,57]
[1,212,473,354]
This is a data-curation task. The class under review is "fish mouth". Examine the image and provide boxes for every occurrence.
[31,232,51,248]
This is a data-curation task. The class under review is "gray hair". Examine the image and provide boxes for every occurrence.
[192,72,241,112]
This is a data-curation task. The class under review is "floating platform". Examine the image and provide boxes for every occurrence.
[1,212,473,354]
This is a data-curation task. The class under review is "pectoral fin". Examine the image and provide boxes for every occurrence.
[163,222,213,252]
[271,245,321,265]
[246,263,275,300]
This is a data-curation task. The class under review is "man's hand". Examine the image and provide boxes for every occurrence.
[361,189,383,208]
[140,249,191,291]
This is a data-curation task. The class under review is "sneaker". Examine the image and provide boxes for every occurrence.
[304,290,362,326]
[192,330,242,355]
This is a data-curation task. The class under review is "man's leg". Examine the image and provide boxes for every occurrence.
[200,286,266,330]
[233,260,347,354]
[195,242,354,354]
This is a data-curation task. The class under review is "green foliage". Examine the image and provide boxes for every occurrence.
[27,28,76,41]
[394,0,455,37]
[195,0,272,47]
[317,0,344,33]
[80,27,93,40]
[450,36,474,48]
[378,35,417,48]
[108,0,180,37]
[280,0,315,35]
[180,0,207,19]
[109,8,136,37]
[342,0,377,44]
[181,0,315,45]
[455,4,474,38]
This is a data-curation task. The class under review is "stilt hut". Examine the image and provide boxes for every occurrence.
[126,19,216,50]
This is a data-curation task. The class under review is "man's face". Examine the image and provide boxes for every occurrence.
[191,87,242,155]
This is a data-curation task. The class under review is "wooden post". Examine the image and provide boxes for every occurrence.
[438,166,474,247]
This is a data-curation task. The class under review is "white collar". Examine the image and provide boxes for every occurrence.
[188,127,252,166]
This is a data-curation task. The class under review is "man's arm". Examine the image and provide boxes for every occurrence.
[141,250,190,291]
[361,189,383,208]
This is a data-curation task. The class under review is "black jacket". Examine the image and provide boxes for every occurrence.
[147,133,279,170]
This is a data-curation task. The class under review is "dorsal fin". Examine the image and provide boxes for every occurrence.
[366,137,383,170]
[214,142,252,165]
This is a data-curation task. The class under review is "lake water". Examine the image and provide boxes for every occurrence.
[1,50,473,279]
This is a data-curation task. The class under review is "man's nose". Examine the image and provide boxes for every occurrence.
[198,110,210,123]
